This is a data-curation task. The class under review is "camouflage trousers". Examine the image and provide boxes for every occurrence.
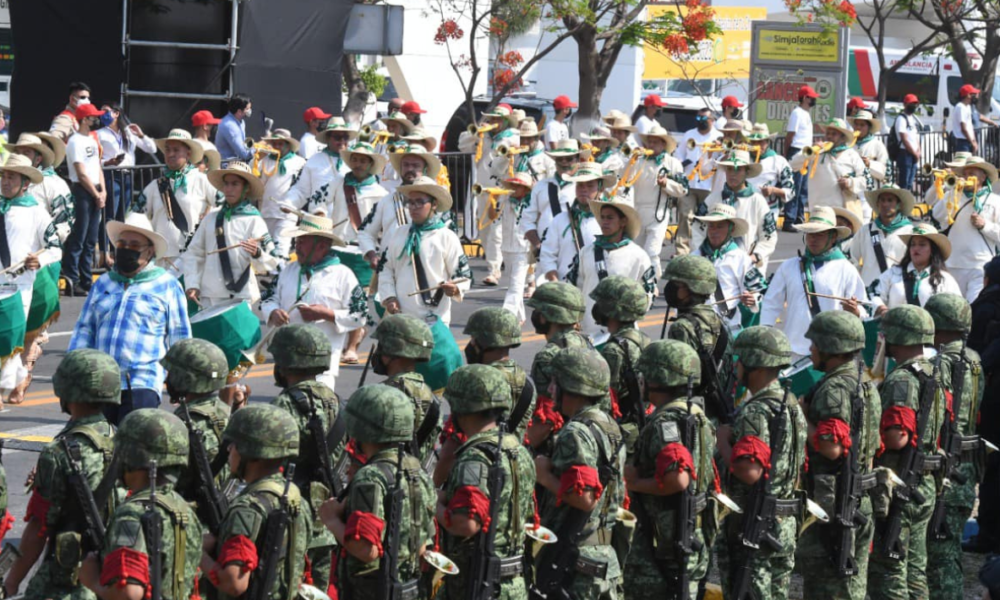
[309,546,334,593]
[622,527,709,600]
[796,496,874,600]
[717,514,798,600]
[443,575,529,600]
[25,559,97,600]
[926,504,973,600]
[867,493,933,600]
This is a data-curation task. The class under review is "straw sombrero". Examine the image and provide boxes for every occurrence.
[588,196,641,241]
[546,139,582,159]
[6,133,55,169]
[281,213,346,246]
[398,175,453,212]
[262,128,301,154]
[960,158,999,186]
[564,162,617,188]
[401,128,438,152]
[207,161,265,200]
[639,125,678,155]
[518,119,541,138]
[0,154,43,185]
[606,115,637,133]
[340,142,389,177]
[944,151,973,169]
[603,109,628,126]
[793,205,853,240]
[35,132,66,168]
[317,118,360,144]
[747,123,776,142]
[831,207,862,238]
[694,203,749,239]
[715,149,763,179]
[720,119,750,134]
[107,213,168,258]
[156,129,205,164]
[195,140,221,171]
[865,185,915,216]
[899,222,952,260]
[582,125,620,149]
[824,118,854,140]
[379,111,415,134]
[849,110,882,134]
[388,144,442,180]
[503,172,534,191]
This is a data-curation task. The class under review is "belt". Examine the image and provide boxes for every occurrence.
[579,527,614,547]
[774,498,802,517]
[574,555,609,578]
[859,472,879,491]
[498,555,524,578]
[923,455,943,472]
[399,579,420,600]
[960,435,985,453]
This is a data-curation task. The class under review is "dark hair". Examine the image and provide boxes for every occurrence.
[228,93,252,114]
[901,236,947,289]
[68,82,91,95]
[102,101,134,153]
[698,107,713,116]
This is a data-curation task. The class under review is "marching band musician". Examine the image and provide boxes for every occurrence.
[9,133,73,243]
[498,173,536,323]
[870,223,961,314]
[851,185,914,288]
[632,125,688,278]
[675,107,723,255]
[789,119,869,219]
[582,124,625,177]
[850,110,889,216]
[520,139,580,270]
[746,123,795,219]
[696,118,750,193]
[258,128,306,259]
[281,118,357,215]
[539,162,608,282]
[923,152,970,208]
[606,113,639,160]
[508,119,555,183]
[378,110,415,182]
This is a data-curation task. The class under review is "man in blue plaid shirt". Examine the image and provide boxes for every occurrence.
[68,213,191,423]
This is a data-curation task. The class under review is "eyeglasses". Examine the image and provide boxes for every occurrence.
[114,241,152,251]
[404,199,432,208]
[328,134,350,141]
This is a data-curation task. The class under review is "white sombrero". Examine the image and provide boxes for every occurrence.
[388,144,442,180]
[107,212,168,258]
[0,153,43,185]
[156,129,205,164]
[208,161,265,200]
[589,195,641,241]
[898,222,952,260]
[281,213,346,246]
[831,207,862,238]
[793,205,853,240]
[865,185,915,216]
[398,175,453,212]
[195,140,222,171]
[6,133,55,169]
[262,128,301,154]
[715,149,763,179]
[564,161,617,188]
[340,142,389,177]
[849,110,882,134]
[960,158,1000,186]
[694,203,749,239]
[34,132,67,168]
[639,125,678,154]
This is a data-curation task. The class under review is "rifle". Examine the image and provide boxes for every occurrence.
[377,446,406,600]
[831,359,868,577]
[467,425,507,600]
[304,393,343,498]
[247,464,295,600]
[612,337,645,430]
[142,461,163,600]
[60,438,107,551]
[930,336,970,540]
[674,375,704,600]
[178,402,228,532]
[659,301,671,340]
[878,352,942,560]
[528,507,592,600]
[359,343,376,388]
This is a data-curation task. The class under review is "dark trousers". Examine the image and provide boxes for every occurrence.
[895,152,917,191]
[101,170,132,253]
[103,387,161,426]
[955,138,974,153]
[783,146,807,224]
[61,183,103,286]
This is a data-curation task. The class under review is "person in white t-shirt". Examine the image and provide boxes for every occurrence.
[953,84,980,155]
[635,95,666,135]
[61,104,107,296]
[299,106,332,159]
[715,95,743,132]
[894,93,923,190]
[782,85,818,229]
[545,95,576,149]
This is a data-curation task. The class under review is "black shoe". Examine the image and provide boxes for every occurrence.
[80,279,93,292]
[71,283,90,297]
[781,220,798,233]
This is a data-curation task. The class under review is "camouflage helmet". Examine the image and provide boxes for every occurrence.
[881,305,935,346]
[53,349,122,405]
[734,326,792,369]
[444,365,510,415]
[924,293,971,333]
[551,347,611,398]
[526,281,585,325]
[224,404,299,459]
[463,307,521,349]
[590,275,649,322]
[116,409,189,469]
[372,314,434,361]
[804,311,866,355]
[636,340,701,388]
[345,385,415,443]
[662,255,717,296]
[160,338,229,394]
[268,324,332,370]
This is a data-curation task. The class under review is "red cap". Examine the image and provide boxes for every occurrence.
[643,95,666,108]
[303,107,333,122]
[75,104,106,121]
[847,96,866,110]
[960,84,981,98]
[191,110,221,127]
[553,95,578,111]
[401,100,427,115]
[902,94,920,105]
[797,85,819,100]
[721,95,743,108]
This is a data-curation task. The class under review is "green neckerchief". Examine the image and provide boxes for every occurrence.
[759,148,777,160]
[556,174,572,188]
[823,144,850,163]
[510,194,531,222]
[108,263,166,287]
[965,181,993,212]
[595,148,614,163]
[398,214,445,259]
[42,167,57,177]
[221,199,260,221]
[323,148,344,171]
[803,242,847,294]
[345,172,378,189]
[873,211,911,235]
[857,134,875,147]
[564,203,594,238]
[165,164,195,194]
[297,250,341,299]
[721,183,755,204]
[0,194,38,214]
[699,237,738,261]
[594,234,630,250]
[647,152,668,167]
[278,151,298,176]
[909,265,930,301]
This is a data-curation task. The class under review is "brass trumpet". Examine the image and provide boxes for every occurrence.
[472,184,512,196]
[497,145,527,157]
[620,143,634,155]
[467,123,498,135]
[920,163,937,176]
[802,142,832,157]
[722,138,736,151]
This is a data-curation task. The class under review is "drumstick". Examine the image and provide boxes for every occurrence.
[807,291,877,307]
[207,237,263,255]
[713,295,742,305]
[0,251,39,276]
[407,277,469,297]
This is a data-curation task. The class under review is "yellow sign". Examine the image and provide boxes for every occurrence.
[756,29,839,63]
[643,6,767,80]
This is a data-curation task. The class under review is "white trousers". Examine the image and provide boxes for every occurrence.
[502,251,530,322]
[265,216,295,258]
[634,203,670,278]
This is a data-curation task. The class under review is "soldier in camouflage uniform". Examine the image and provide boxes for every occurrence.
[78,409,204,600]
[437,365,535,600]
[320,385,435,600]
[268,323,342,592]
[463,307,536,441]
[663,255,736,426]
[525,282,592,453]
[208,404,311,600]
[624,340,716,600]
[0,441,10,545]
[591,275,651,452]
[717,327,807,600]
[924,294,985,600]
[534,348,626,600]
[3,349,121,600]
[797,312,881,600]
[867,306,946,600]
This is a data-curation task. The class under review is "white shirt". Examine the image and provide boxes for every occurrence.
[675,128,723,191]
[953,102,974,140]
[539,205,602,278]
[323,178,389,253]
[633,154,687,214]
[786,106,813,149]
[747,152,795,209]
[894,114,920,151]
[693,245,764,331]
[97,127,157,168]
[635,115,658,136]
[849,220,913,286]
[544,120,569,147]
[933,189,1000,269]
[789,148,868,216]
[299,132,322,159]
[855,137,888,184]
[520,176,575,241]
[572,240,653,339]
[870,263,962,310]
[282,150,345,212]
[357,191,408,258]
[260,153,307,221]
[135,167,218,260]
[0,201,61,304]
[692,188,778,271]
[29,172,73,242]
[66,132,101,183]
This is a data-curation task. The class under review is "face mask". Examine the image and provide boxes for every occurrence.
[530,311,548,335]
[273,365,288,388]
[244,108,253,118]
[696,117,710,132]
[114,246,143,274]
[591,304,608,327]
[808,98,817,108]
[371,344,388,376]
[100,111,115,128]
[77,97,91,106]
[90,117,105,131]
[464,340,482,365]
[905,105,917,115]
[664,280,683,305]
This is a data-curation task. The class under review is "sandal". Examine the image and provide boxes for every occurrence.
[341,350,360,365]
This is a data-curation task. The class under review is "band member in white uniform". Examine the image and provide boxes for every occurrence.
[850,185,914,289]
[631,125,687,277]
[871,222,961,313]
[539,162,607,282]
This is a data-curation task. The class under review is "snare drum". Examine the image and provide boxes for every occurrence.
[189,300,262,374]
[26,263,60,338]
[0,291,26,366]
[862,318,881,368]
[414,318,462,392]
[779,356,823,398]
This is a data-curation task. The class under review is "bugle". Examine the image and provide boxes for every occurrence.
[467,123,498,135]
[497,145,527,157]
[472,184,511,197]
[920,163,937,176]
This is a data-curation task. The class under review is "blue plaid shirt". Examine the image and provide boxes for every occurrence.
[69,269,191,393]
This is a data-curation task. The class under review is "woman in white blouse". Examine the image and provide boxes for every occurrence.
[872,222,961,314]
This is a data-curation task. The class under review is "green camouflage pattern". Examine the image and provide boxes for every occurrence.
[881,305,935,346]
[530,329,593,396]
[345,384,415,443]
[268,323,334,370]
[662,255,717,295]
[217,472,310,600]
[526,281,586,325]
[927,505,973,600]
[590,275,649,322]
[464,306,522,349]
[490,358,536,442]
[635,339,701,388]
[52,349,121,406]
[441,430,535,600]
[117,409,189,469]
[734,326,792,369]
[224,404,300,460]
[339,448,436,600]
[161,338,229,394]
[867,355,948,600]
[444,364,511,415]
[372,314,434,361]
[805,311,867,355]
[383,371,441,465]
[173,395,231,508]
[924,292,972,333]
[551,347,611,398]
[625,394,715,600]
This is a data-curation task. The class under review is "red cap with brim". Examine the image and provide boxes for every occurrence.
[960,84,981,98]
[303,107,333,122]
[722,96,743,108]
[553,95,578,111]
[798,86,819,99]
[191,110,221,127]
[75,104,106,120]
[643,95,666,107]
[847,97,866,110]
[401,101,427,114]
[902,94,920,105]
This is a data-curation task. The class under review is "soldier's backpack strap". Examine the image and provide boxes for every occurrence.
[249,478,303,596]
[507,371,536,435]
[65,423,115,465]
[577,414,623,531]
[187,402,228,443]
[144,492,192,599]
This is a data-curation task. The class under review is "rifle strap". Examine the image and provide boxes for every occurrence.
[215,209,252,293]
[414,398,442,454]
[507,376,535,434]
[594,246,609,281]
[0,212,9,269]
[579,416,623,530]
[65,423,115,464]
[327,411,348,453]
[139,492,190,598]
[249,478,303,594]
[159,177,190,234]
[902,270,921,306]
[548,182,562,217]
[869,223,889,273]
[188,402,228,443]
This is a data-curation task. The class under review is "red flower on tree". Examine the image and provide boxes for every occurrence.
[663,33,690,55]
[434,19,464,44]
